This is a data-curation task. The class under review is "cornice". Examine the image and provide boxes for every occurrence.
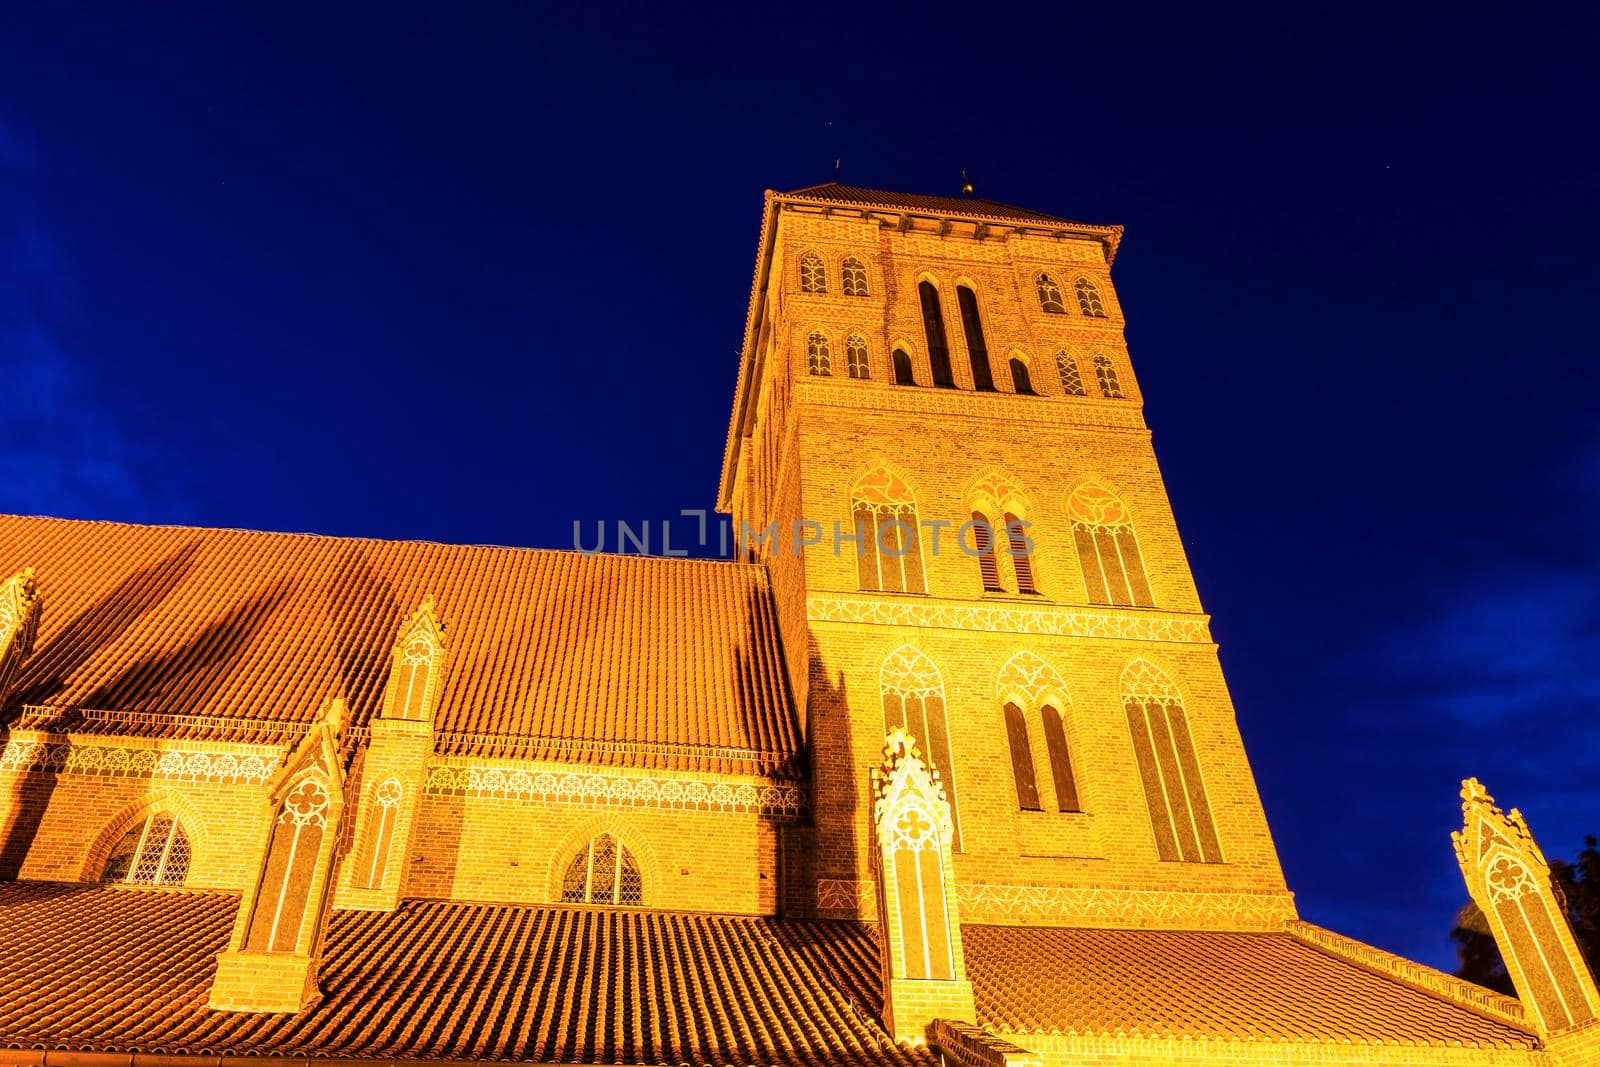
[794,378,1149,433]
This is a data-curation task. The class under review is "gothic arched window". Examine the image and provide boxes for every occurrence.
[1036,273,1066,314]
[881,646,960,849]
[1056,350,1087,396]
[1009,354,1034,395]
[807,331,832,376]
[917,281,957,388]
[1075,277,1107,317]
[800,252,827,294]
[102,812,190,886]
[842,257,869,297]
[998,652,1080,814]
[561,833,643,905]
[969,474,1038,596]
[1094,354,1124,398]
[1122,660,1221,862]
[956,285,994,391]
[874,733,956,981]
[892,347,916,386]
[851,469,926,594]
[1004,512,1036,594]
[1067,482,1153,607]
[970,511,1003,592]
[245,773,332,952]
[353,777,403,891]
[846,334,870,379]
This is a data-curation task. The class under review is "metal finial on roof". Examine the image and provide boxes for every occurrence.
[960,168,974,197]
[834,158,841,179]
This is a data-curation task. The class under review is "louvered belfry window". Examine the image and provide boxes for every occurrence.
[956,285,994,391]
[917,281,957,388]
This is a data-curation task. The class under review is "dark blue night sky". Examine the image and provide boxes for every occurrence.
[2,5,1597,969]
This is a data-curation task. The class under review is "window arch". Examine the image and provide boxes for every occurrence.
[1008,352,1034,395]
[917,280,957,388]
[807,331,832,376]
[881,646,960,849]
[1093,354,1124,398]
[1035,272,1066,314]
[1075,277,1107,317]
[560,833,643,905]
[968,473,1038,596]
[353,776,403,891]
[846,334,870,379]
[245,771,332,951]
[800,252,827,294]
[1121,660,1220,863]
[851,469,926,594]
[998,652,1079,814]
[102,812,190,886]
[891,347,916,386]
[842,257,869,297]
[1066,482,1153,607]
[955,285,994,391]
[1056,351,1087,396]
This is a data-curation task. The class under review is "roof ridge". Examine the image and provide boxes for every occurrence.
[0,512,766,570]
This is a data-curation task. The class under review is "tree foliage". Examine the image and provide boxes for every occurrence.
[1453,835,1600,994]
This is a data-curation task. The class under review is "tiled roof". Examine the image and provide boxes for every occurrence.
[780,182,1117,234]
[0,883,925,1066]
[0,515,798,774]
[964,924,1537,1049]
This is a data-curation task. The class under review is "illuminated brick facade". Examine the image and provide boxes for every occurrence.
[0,184,1591,1065]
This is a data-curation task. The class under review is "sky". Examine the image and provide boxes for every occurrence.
[2,4,1597,970]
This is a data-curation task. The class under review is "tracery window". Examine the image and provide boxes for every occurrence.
[892,347,916,386]
[561,833,642,905]
[353,777,403,891]
[245,773,332,952]
[1122,660,1221,863]
[969,474,1038,596]
[846,334,870,379]
[1009,354,1034,395]
[1481,851,1597,1030]
[874,733,956,981]
[1056,350,1087,396]
[998,652,1080,814]
[807,331,833,376]
[917,281,957,388]
[102,812,190,886]
[800,252,827,294]
[1075,277,1107,317]
[1094,354,1124,398]
[1066,482,1153,607]
[881,646,961,850]
[1035,273,1066,314]
[842,257,869,297]
[956,285,994,391]
[851,469,927,594]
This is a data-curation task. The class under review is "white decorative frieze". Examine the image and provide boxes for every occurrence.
[809,595,1213,644]
[958,882,1296,930]
[0,737,281,784]
[423,762,807,818]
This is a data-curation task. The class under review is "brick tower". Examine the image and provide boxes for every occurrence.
[718,183,1295,936]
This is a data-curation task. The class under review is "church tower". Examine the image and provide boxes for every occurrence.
[719,183,1295,931]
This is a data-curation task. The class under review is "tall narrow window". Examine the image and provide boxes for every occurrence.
[1056,351,1087,396]
[1009,355,1034,395]
[1035,273,1066,314]
[353,777,403,890]
[560,833,643,905]
[102,813,190,886]
[970,511,1003,592]
[1067,482,1154,607]
[1075,277,1107,317]
[955,285,994,391]
[807,331,832,376]
[851,469,926,595]
[1040,706,1080,811]
[1002,703,1041,810]
[800,252,826,294]
[1122,661,1221,863]
[245,775,331,952]
[1004,512,1036,594]
[917,281,957,388]
[846,334,870,379]
[1094,354,1124,398]
[881,646,961,849]
[892,347,916,386]
[842,257,869,297]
